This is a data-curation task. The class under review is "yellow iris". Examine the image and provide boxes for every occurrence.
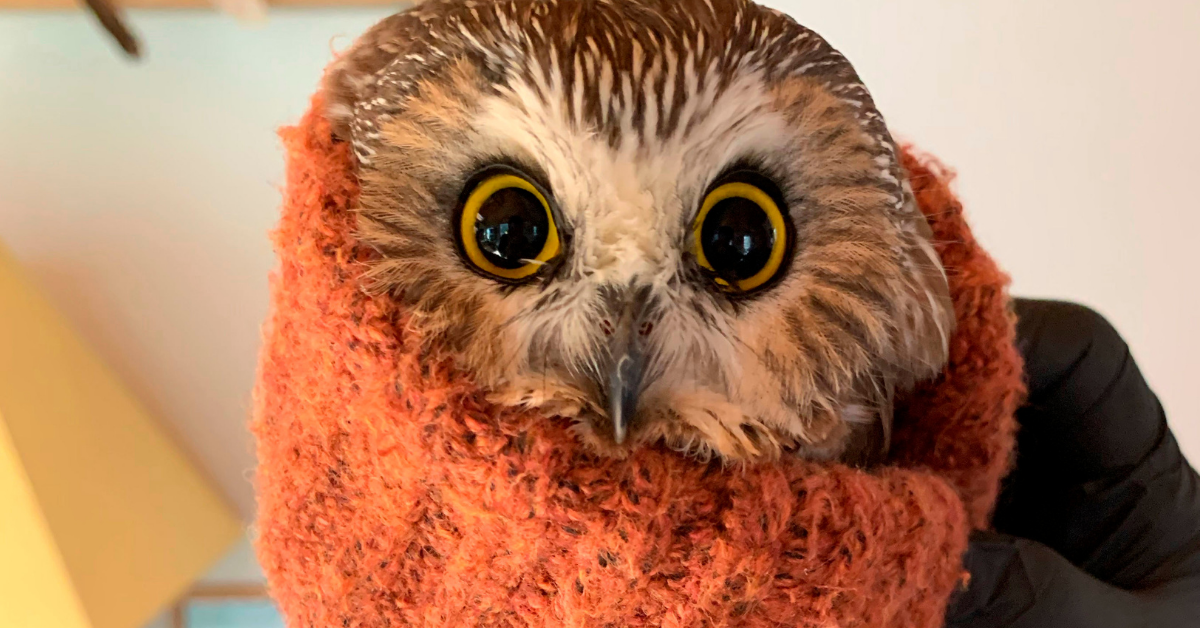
[692,181,789,293]
[458,173,561,280]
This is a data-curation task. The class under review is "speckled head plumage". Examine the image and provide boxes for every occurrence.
[322,0,954,465]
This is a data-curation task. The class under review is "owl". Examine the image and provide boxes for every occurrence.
[323,0,954,466]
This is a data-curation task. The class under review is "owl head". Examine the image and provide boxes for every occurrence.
[322,0,954,465]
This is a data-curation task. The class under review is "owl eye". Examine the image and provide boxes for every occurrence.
[692,179,789,293]
[457,170,561,281]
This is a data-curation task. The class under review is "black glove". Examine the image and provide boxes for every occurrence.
[945,299,1200,627]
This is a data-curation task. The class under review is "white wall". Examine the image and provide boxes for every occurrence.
[762,0,1200,462]
[1,0,1196,559]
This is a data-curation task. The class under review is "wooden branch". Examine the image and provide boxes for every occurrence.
[211,0,268,22]
[81,0,140,57]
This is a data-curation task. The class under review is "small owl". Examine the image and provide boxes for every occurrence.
[323,0,954,466]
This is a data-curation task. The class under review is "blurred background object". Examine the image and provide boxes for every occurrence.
[141,540,279,628]
[162,582,279,628]
[0,1,1197,627]
[0,241,241,628]
[81,0,141,57]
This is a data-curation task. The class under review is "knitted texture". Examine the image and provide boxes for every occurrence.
[252,99,1023,628]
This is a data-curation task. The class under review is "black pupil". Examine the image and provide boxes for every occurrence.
[474,187,549,269]
[700,196,775,282]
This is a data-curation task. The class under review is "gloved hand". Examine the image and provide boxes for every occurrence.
[945,299,1200,627]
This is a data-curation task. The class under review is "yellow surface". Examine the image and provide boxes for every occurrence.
[0,418,92,628]
[0,241,242,628]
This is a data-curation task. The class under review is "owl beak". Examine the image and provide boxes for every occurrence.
[602,286,652,445]
[607,346,644,445]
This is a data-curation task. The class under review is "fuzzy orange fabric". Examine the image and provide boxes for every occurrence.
[251,98,1024,628]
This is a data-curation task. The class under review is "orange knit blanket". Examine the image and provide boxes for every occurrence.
[252,98,1023,627]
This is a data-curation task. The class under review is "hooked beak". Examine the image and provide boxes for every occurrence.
[601,286,652,445]
[608,345,644,445]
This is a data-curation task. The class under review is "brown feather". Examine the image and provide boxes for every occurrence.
[324,0,954,465]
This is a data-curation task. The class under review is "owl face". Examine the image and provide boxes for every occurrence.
[325,0,954,464]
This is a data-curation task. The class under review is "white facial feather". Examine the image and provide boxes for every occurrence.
[469,64,794,407]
